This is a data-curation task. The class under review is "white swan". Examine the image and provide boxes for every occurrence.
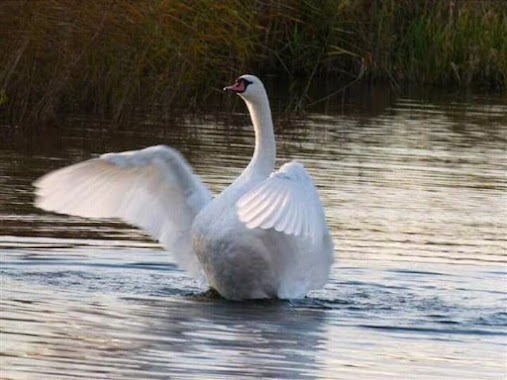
[34,75,334,300]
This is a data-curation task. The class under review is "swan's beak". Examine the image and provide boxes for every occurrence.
[223,81,245,93]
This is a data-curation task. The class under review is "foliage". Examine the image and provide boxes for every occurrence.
[0,0,505,124]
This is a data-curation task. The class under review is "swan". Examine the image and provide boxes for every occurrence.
[34,74,334,300]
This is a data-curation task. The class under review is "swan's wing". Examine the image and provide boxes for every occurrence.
[34,145,213,279]
[237,161,327,239]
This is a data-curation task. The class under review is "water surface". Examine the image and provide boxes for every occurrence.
[1,88,506,379]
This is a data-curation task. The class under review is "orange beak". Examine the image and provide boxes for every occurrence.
[223,81,246,93]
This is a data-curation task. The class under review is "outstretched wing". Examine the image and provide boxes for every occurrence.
[236,161,327,240]
[34,145,213,279]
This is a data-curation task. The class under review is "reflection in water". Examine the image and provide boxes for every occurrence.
[1,87,506,379]
[123,297,327,379]
[3,278,327,379]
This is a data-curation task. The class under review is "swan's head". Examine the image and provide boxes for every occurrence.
[224,74,267,103]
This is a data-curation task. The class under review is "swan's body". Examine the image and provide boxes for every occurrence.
[34,75,334,300]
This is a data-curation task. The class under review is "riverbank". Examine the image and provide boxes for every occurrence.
[1,0,505,124]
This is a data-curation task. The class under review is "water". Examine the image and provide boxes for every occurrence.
[1,87,506,379]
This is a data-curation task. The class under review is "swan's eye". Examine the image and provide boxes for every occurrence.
[238,78,253,88]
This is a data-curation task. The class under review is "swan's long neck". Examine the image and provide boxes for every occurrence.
[244,95,276,178]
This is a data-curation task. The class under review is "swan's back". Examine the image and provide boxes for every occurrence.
[192,161,334,300]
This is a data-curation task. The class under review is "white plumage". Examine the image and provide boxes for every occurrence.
[34,146,212,281]
[34,74,334,300]
[237,161,325,239]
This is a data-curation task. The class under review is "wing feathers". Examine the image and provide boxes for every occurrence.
[237,161,327,239]
[241,181,287,230]
[34,145,212,279]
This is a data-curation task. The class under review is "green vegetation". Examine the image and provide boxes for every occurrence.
[1,0,506,124]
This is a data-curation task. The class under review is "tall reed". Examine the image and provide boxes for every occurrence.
[1,0,505,125]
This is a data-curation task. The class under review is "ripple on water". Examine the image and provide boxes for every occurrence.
[1,90,506,379]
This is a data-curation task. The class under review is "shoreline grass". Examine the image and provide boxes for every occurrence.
[1,0,505,125]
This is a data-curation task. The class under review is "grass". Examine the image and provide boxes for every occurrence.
[1,0,505,125]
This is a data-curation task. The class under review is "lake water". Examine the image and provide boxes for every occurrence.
[1,87,506,379]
